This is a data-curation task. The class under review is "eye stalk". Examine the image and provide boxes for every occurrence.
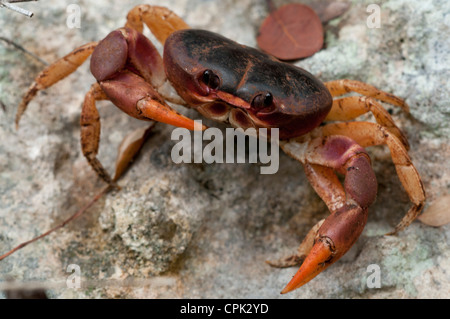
[251,92,274,113]
[201,69,221,91]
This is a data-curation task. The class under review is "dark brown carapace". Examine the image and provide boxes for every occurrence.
[164,29,332,139]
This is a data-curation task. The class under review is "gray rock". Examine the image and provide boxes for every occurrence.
[0,0,448,299]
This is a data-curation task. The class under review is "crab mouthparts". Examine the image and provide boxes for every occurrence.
[214,91,251,110]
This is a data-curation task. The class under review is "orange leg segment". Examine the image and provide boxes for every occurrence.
[16,42,98,128]
[324,79,409,112]
[325,96,409,149]
[125,5,189,45]
[80,83,115,185]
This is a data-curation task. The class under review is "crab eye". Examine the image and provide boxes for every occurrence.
[201,69,220,90]
[251,92,273,109]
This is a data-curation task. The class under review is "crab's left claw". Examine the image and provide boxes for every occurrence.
[281,204,368,294]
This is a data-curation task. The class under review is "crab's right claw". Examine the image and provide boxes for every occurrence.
[281,204,369,294]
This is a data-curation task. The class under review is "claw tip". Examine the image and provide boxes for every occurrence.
[280,240,334,294]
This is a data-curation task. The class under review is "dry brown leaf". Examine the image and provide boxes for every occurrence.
[257,3,324,60]
[113,123,155,181]
[418,194,450,227]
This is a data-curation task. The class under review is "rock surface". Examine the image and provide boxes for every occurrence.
[0,0,449,298]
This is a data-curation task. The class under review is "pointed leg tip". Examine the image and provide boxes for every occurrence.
[402,101,410,113]
[15,115,21,130]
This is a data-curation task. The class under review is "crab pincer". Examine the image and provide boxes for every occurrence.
[281,205,369,293]
[280,135,377,293]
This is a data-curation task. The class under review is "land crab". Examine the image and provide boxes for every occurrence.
[15,5,425,294]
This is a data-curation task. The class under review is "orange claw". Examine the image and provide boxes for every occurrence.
[281,204,369,294]
[281,239,334,294]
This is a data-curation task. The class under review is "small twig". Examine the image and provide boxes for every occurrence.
[6,0,38,3]
[0,184,113,261]
[0,36,48,65]
[0,1,34,18]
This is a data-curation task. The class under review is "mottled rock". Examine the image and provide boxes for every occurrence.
[0,0,448,299]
